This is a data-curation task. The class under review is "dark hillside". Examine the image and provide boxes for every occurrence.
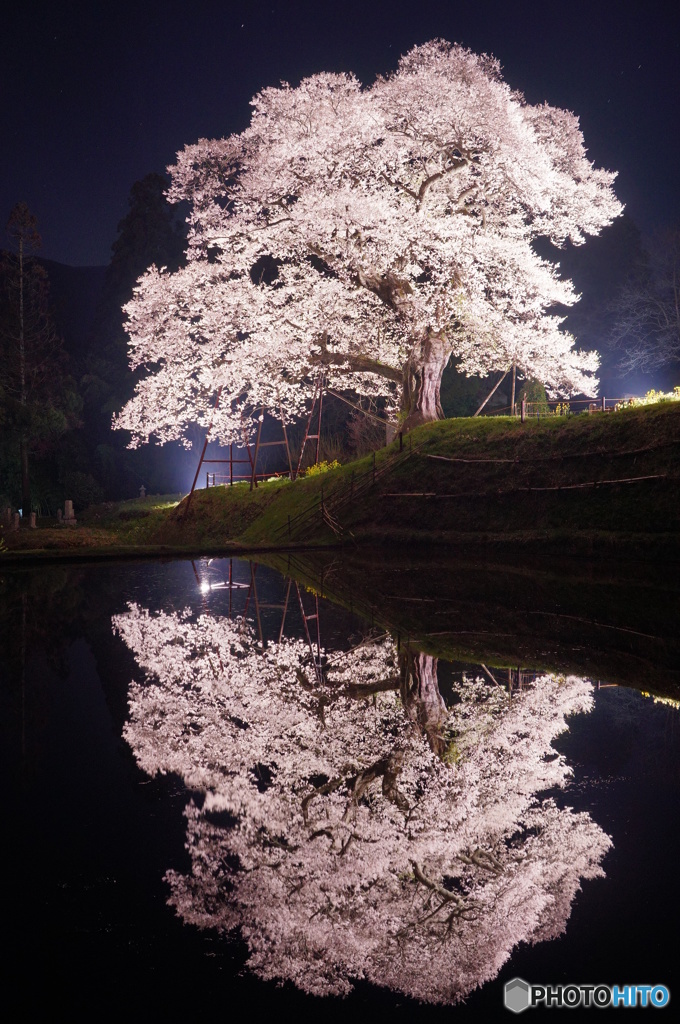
[38,258,106,366]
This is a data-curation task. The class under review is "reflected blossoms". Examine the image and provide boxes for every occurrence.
[114,601,611,1004]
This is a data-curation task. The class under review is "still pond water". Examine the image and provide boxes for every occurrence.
[2,554,679,1019]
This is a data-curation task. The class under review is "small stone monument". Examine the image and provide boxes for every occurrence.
[12,513,20,531]
[139,484,146,499]
[29,512,36,529]
[63,499,77,525]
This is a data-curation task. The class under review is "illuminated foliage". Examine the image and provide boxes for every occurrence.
[115,602,611,1004]
[116,41,622,448]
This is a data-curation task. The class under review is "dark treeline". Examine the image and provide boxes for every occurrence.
[0,175,195,515]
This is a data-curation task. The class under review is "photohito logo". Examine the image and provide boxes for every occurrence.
[504,978,670,1012]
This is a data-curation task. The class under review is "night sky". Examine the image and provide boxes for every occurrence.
[2,0,679,267]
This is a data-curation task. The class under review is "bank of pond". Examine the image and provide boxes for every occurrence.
[3,401,680,562]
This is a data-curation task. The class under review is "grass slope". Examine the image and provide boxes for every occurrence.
[241,401,680,555]
[3,403,679,561]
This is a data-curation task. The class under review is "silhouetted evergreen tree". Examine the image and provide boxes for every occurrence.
[82,173,187,497]
[0,203,80,512]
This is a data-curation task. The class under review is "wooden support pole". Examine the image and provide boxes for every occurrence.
[185,386,224,517]
[315,376,324,466]
[251,564,264,646]
[278,578,292,643]
[474,367,510,417]
[278,393,294,478]
[251,408,264,491]
[296,373,324,478]
[240,409,256,481]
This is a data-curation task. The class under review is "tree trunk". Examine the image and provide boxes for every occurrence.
[401,331,451,432]
[18,235,31,514]
[400,651,448,756]
[20,436,30,515]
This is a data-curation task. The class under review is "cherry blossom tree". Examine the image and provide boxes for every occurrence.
[114,601,611,1004]
[115,41,622,448]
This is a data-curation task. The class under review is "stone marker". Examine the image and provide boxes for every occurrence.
[139,484,146,499]
[12,513,20,531]
[29,512,36,529]
[64,499,77,525]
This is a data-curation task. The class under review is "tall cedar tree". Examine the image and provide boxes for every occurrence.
[0,203,76,512]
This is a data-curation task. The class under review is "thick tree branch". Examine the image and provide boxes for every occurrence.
[312,339,403,384]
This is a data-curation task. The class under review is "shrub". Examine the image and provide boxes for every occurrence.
[303,459,341,477]
[621,386,680,408]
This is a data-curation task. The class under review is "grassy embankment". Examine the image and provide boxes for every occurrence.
[3,401,680,561]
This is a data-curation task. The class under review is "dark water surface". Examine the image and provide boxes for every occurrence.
[2,555,679,1019]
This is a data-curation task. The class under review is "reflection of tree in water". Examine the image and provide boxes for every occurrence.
[400,650,449,757]
[114,604,611,1004]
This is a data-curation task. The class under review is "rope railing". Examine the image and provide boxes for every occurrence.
[382,473,668,501]
[206,469,289,487]
[422,439,679,464]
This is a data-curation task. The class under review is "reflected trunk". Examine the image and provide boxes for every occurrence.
[400,650,448,756]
